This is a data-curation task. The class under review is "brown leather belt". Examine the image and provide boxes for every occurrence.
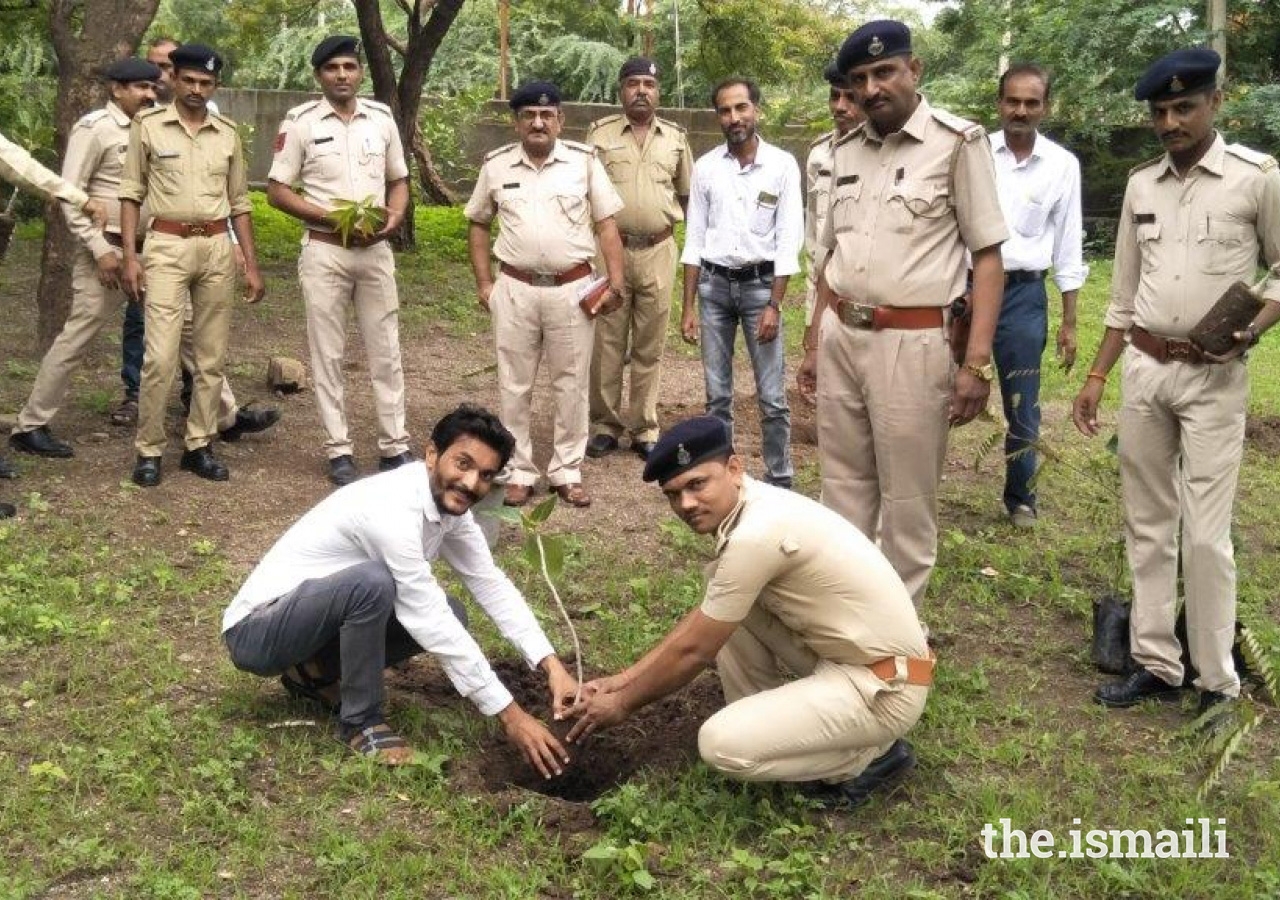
[620,226,673,250]
[1130,325,1206,364]
[500,261,593,287]
[835,299,944,331]
[868,652,935,687]
[150,218,229,238]
[104,232,145,254]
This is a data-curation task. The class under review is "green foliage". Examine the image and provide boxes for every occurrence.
[328,195,386,248]
[421,86,492,185]
[580,839,658,893]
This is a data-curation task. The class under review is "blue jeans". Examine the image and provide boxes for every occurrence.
[992,278,1048,513]
[698,269,792,485]
[121,300,144,400]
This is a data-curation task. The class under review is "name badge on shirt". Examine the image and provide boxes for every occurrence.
[757,191,778,207]
[502,183,521,190]
[311,136,334,146]
[156,150,180,159]
[1133,213,1156,224]
[835,175,859,186]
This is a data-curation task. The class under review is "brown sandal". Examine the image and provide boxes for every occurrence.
[346,723,414,765]
[553,482,591,508]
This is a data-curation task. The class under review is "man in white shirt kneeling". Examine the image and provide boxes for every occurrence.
[222,404,578,771]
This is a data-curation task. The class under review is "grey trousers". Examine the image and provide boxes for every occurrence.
[224,560,467,735]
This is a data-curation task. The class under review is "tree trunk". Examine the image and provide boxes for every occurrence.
[38,0,160,352]
[352,0,467,248]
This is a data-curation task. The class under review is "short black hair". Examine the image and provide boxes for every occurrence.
[998,63,1051,102]
[711,77,761,110]
[430,404,515,469]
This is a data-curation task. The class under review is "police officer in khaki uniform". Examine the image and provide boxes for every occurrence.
[803,62,863,327]
[1074,48,1280,719]
[267,35,413,487]
[465,81,626,509]
[584,57,692,461]
[797,21,1008,609]
[0,133,106,512]
[120,43,266,487]
[567,416,932,807]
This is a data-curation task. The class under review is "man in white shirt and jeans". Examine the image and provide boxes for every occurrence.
[679,78,803,488]
[222,404,577,772]
[990,63,1089,527]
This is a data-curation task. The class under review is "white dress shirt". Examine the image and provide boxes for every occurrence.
[680,136,803,277]
[990,130,1089,293]
[222,463,556,716]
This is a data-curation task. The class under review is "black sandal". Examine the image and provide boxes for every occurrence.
[280,664,340,715]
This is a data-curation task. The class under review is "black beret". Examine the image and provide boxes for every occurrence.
[619,56,659,81]
[823,60,848,87]
[836,20,912,73]
[642,416,733,484]
[509,80,562,111]
[169,43,222,76]
[312,35,361,69]
[1134,47,1221,102]
[103,58,162,84]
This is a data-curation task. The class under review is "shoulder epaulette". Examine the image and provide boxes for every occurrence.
[930,108,983,141]
[809,130,835,150]
[135,106,166,122]
[833,123,864,148]
[212,112,238,130]
[361,99,394,117]
[74,109,110,129]
[1129,154,1164,176]
[562,139,596,155]
[656,116,686,134]
[587,113,623,134]
[484,142,518,161]
[285,100,321,122]
[1225,143,1278,172]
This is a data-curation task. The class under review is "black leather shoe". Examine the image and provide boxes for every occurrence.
[1198,690,1234,716]
[220,405,281,442]
[632,440,657,460]
[1195,690,1237,735]
[179,445,229,482]
[1094,667,1181,708]
[132,455,162,487]
[9,426,75,459]
[0,454,18,479]
[834,739,917,808]
[329,455,359,486]
[586,434,619,458]
[378,451,416,472]
[0,501,15,519]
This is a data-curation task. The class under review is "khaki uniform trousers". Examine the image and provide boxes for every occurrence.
[698,604,928,783]
[17,247,238,433]
[1119,347,1246,696]
[815,311,953,607]
[135,233,234,456]
[490,273,595,487]
[299,240,409,460]
[589,237,677,443]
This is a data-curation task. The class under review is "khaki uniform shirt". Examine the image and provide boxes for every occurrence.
[61,103,138,260]
[585,113,691,235]
[1105,133,1280,336]
[701,477,928,664]
[804,130,837,302]
[464,138,623,273]
[266,97,409,218]
[119,104,251,221]
[0,130,89,208]
[820,96,1008,307]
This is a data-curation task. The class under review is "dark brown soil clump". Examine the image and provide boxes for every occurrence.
[473,661,724,802]
[1246,415,1280,456]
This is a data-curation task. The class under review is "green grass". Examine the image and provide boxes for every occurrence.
[2,221,1279,898]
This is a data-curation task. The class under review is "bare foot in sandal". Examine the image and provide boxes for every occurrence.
[281,661,341,714]
[346,723,414,765]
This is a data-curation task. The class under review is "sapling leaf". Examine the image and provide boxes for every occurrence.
[529,495,557,525]
[542,534,565,581]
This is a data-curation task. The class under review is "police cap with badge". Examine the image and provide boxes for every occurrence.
[168,43,223,77]
[642,416,734,484]
[1133,47,1221,102]
[312,35,362,69]
[103,58,162,85]
[619,56,659,81]
[836,19,912,74]
[509,80,562,111]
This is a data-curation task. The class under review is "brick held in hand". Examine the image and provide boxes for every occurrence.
[1188,281,1264,356]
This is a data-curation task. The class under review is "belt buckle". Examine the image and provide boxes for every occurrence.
[842,302,876,329]
[531,272,557,288]
[1166,341,1192,362]
[621,233,644,249]
[186,222,209,238]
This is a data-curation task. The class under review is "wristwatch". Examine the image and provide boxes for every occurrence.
[963,362,995,382]
[767,298,781,311]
